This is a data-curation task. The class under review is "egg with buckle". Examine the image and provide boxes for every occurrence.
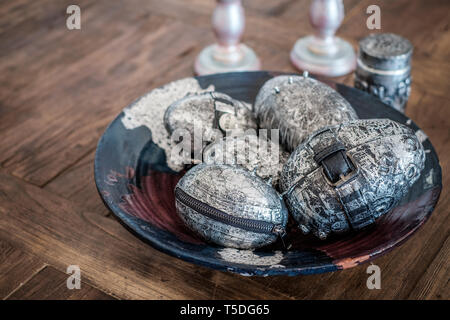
[280,119,425,239]
[163,92,257,160]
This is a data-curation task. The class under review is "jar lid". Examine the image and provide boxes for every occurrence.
[358,33,413,71]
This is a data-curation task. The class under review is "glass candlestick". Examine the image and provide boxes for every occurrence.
[290,0,355,77]
[194,0,260,75]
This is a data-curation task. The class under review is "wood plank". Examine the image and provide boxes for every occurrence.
[43,151,111,216]
[0,170,290,299]
[411,59,450,98]
[428,27,450,62]
[408,235,449,299]
[0,20,207,186]
[0,239,47,299]
[244,0,298,17]
[6,265,115,300]
[406,93,450,132]
[271,0,362,26]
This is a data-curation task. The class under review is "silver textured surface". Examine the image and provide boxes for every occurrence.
[176,163,288,249]
[280,119,425,239]
[359,33,413,69]
[254,75,358,151]
[202,134,290,189]
[163,92,257,156]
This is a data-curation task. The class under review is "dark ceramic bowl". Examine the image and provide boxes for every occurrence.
[94,71,441,276]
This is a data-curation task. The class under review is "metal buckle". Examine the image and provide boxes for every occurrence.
[321,153,359,187]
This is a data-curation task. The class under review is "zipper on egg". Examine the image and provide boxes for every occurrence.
[175,187,286,238]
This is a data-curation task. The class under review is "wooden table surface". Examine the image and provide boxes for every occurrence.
[0,0,448,300]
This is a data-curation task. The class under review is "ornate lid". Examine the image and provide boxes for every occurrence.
[358,33,413,71]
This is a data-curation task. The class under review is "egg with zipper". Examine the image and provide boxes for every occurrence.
[175,163,288,249]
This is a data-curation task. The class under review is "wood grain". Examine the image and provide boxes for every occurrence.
[6,266,115,300]
[408,235,449,300]
[0,0,448,299]
[0,239,46,299]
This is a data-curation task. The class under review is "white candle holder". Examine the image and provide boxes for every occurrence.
[290,0,356,77]
[194,0,260,75]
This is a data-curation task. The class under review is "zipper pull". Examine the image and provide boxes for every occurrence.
[272,225,290,252]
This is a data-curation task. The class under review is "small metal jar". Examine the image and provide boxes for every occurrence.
[355,33,413,113]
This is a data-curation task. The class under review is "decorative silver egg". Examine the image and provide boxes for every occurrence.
[280,119,425,240]
[254,74,358,151]
[202,134,290,189]
[175,163,288,249]
[164,92,257,157]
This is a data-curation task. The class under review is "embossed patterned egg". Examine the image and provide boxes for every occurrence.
[164,92,257,156]
[175,163,288,249]
[280,119,425,240]
[202,134,290,189]
[254,74,358,151]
